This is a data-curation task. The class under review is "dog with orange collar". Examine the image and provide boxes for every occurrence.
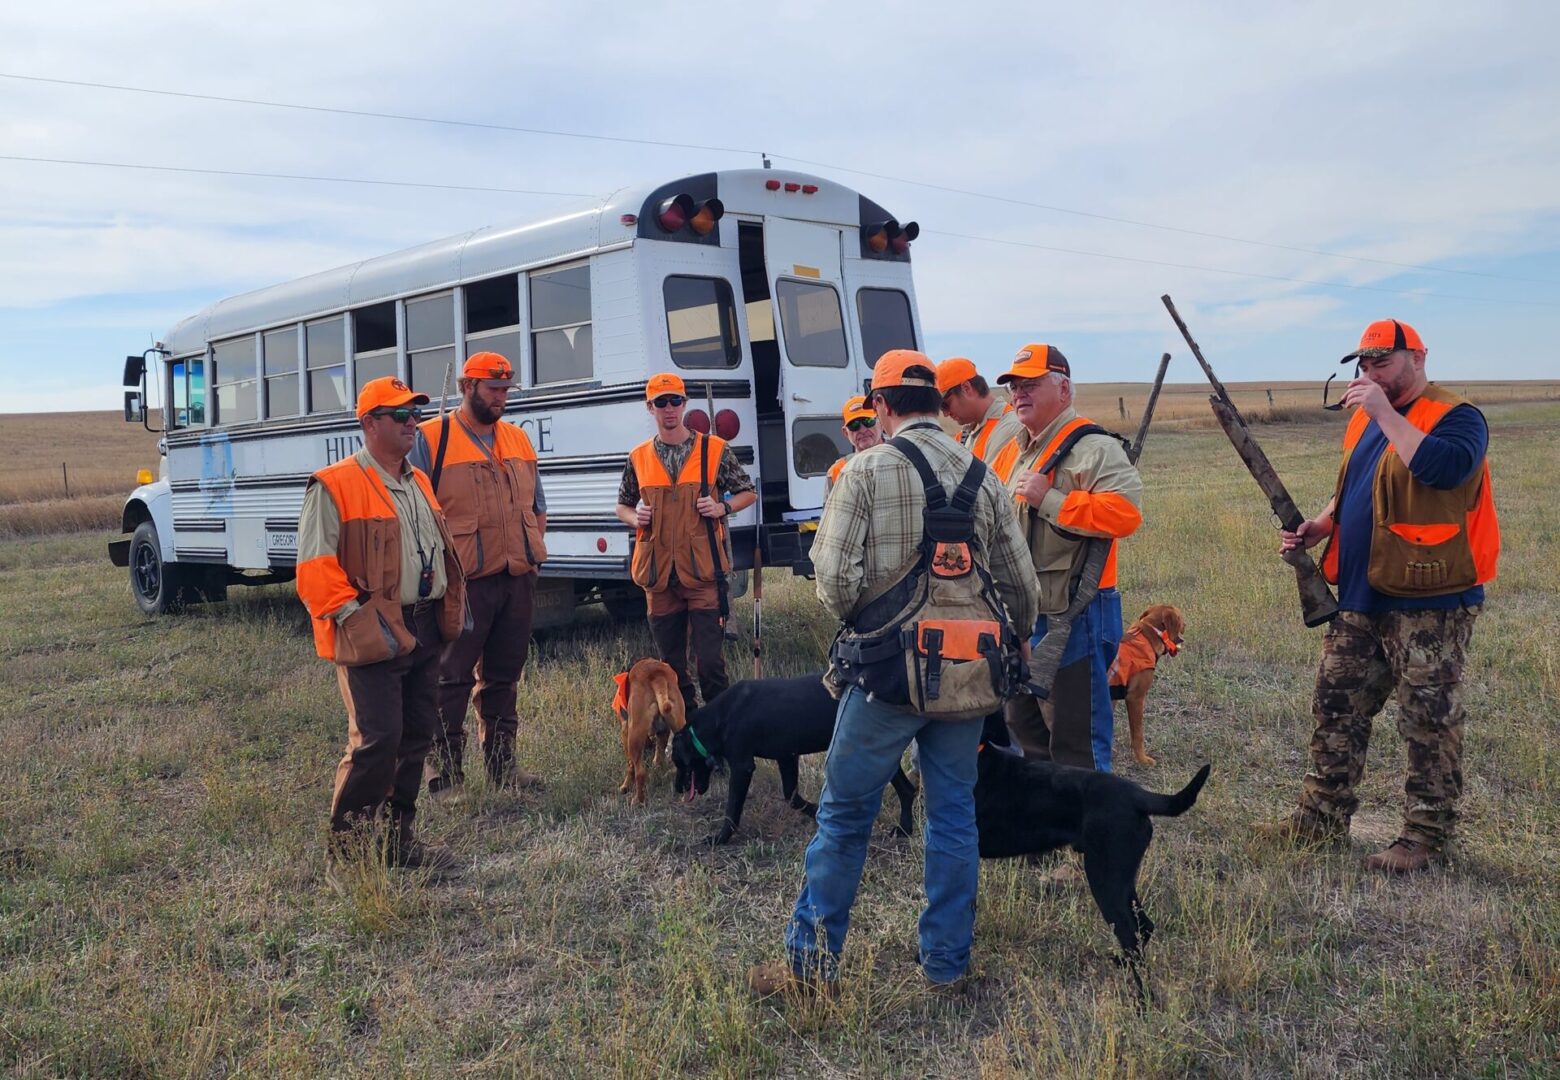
[1107,604,1185,767]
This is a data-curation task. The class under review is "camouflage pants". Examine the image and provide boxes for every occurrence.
[1298,605,1481,850]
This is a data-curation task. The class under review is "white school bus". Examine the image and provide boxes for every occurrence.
[110,168,923,625]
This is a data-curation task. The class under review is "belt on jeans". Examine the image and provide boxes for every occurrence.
[402,599,434,617]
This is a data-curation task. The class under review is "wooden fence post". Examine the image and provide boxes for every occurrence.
[62,463,70,498]
[1118,397,1126,419]
[1266,388,1275,408]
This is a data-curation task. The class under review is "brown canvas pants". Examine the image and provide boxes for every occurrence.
[427,570,537,788]
[646,578,728,713]
[1003,655,1095,769]
[330,604,442,833]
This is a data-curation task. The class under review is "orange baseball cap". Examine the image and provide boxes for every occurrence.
[645,372,687,401]
[996,342,1070,384]
[1341,319,1425,363]
[463,351,514,383]
[870,349,939,392]
[356,376,429,418]
[841,394,874,423]
[936,356,978,395]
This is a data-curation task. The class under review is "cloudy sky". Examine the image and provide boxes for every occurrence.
[3,2,1557,412]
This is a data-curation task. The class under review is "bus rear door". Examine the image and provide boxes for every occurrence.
[763,217,857,513]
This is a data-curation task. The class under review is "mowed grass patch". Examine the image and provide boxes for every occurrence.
[1,404,1557,1075]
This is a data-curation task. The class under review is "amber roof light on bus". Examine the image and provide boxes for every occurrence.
[864,220,894,253]
[688,198,725,236]
[889,220,920,255]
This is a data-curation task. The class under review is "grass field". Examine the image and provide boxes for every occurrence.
[1,401,1557,1077]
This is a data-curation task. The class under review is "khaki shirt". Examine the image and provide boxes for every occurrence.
[811,419,1039,634]
[297,447,449,622]
[963,398,1023,463]
[1003,406,1142,614]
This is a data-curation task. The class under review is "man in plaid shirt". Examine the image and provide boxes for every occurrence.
[749,350,1038,1001]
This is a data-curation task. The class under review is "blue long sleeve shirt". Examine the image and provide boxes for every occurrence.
[1333,401,1487,612]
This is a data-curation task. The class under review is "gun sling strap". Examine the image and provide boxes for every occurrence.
[699,432,731,621]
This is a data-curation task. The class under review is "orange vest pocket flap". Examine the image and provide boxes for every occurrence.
[916,619,1002,662]
[1387,522,1461,546]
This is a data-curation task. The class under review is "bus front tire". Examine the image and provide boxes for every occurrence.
[130,520,187,615]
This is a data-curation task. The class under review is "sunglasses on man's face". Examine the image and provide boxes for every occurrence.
[651,395,686,409]
[373,407,424,423]
[846,416,877,432]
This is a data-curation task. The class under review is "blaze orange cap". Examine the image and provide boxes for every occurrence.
[463,351,514,383]
[936,356,979,395]
[841,394,874,423]
[996,342,1070,384]
[1341,319,1425,363]
[870,349,939,392]
[645,372,687,401]
[356,376,429,419]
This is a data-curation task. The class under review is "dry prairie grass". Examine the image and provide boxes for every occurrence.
[0,402,1556,1076]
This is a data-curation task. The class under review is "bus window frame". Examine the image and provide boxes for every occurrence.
[774,277,849,369]
[529,258,593,387]
[212,333,259,426]
[663,274,741,370]
[855,286,917,369]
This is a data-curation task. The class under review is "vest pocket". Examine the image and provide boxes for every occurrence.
[1387,522,1460,546]
[333,605,398,666]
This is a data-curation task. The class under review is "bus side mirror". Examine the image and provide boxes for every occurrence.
[123,354,146,386]
[124,390,144,424]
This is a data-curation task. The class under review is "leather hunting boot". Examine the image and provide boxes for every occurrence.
[1364,838,1436,874]
[389,817,460,882]
[484,733,543,790]
[1255,810,1350,849]
[746,962,840,1003]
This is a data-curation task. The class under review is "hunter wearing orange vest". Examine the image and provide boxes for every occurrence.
[824,394,883,497]
[297,376,468,885]
[409,351,548,796]
[937,356,1022,463]
[1263,320,1500,874]
[615,373,757,713]
[991,343,1142,772]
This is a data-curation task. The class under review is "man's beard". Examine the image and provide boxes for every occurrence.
[469,397,505,424]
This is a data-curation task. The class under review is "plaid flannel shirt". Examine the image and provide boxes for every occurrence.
[812,419,1039,634]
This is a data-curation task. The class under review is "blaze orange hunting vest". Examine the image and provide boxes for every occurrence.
[991,415,1123,591]
[1319,384,1498,597]
[419,415,546,578]
[296,459,466,664]
[628,434,731,592]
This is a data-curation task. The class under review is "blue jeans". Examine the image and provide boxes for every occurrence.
[784,687,982,984]
[1032,587,1123,772]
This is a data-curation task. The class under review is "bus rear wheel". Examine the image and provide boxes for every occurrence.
[130,520,188,615]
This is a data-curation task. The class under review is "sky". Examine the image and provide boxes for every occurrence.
[2,2,1558,413]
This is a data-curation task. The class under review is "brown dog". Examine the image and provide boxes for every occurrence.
[612,658,687,805]
[1108,604,1185,767]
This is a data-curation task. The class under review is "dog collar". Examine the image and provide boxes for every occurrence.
[688,727,713,761]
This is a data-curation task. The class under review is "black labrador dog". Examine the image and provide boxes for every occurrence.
[671,672,916,846]
[975,743,1211,988]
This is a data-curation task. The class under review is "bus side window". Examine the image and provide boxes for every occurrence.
[665,275,740,369]
[856,288,916,369]
[531,263,591,384]
[168,355,207,429]
[170,360,188,429]
[188,356,206,424]
[213,337,258,425]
